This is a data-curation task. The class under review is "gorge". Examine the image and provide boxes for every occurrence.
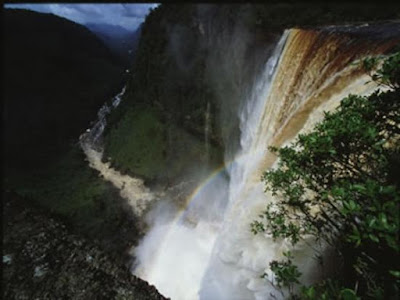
[3,3,400,300]
[82,23,400,300]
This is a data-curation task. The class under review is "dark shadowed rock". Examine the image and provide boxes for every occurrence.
[3,191,168,300]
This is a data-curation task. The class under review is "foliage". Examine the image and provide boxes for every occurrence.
[251,2,400,30]
[104,2,400,184]
[105,107,167,180]
[363,53,400,89]
[252,52,400,298]
[104,105,223,183]
[3,8,140,261]
[300,280,359,300]
[6,146,140,256]
[265,251,302,294]
[103,4,226,183]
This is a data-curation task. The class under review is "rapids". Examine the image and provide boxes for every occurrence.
[80,87,156,216]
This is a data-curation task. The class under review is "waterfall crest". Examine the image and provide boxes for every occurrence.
[200,27,397,300]
[87,25,399,300]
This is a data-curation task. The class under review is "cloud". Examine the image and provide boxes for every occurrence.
[4,3,159,31]
[122,4,157,18]
[65,4,104,18]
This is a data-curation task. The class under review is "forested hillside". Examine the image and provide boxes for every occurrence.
[3,8,135,260]
[4,8,125,173]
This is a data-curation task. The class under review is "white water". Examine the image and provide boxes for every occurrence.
[80,86,156,216]
[132,32,289,300]
[81,87,125,148]
[199,30,386,299]
[80,27,388,300]
[200,31,293,300]
[131,27,387,299]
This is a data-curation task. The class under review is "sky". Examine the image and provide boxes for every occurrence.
[4,3,159,31]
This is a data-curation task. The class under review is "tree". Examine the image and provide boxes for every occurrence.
[252,52,400,299]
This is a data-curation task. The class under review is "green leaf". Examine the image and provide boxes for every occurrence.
[254,52,400,299]
[303,286,315,298]
[340,288,358,300]
[352,184,366,193]
[368,234,379,243]
[389,270,400,278]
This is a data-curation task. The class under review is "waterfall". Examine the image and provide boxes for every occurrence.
[131,31,289,300]
[80,86,126,149]
[73,22,398,300]
[131,25,398,300]
[199,27,395,300]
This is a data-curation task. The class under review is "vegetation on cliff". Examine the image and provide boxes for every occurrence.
[249,2,400,30]
[105,105,221,183]
[6,147,142,256]
[103,4,230,183]
[3,10,165,299]
[103,2,400,184]
[4,4,400,299]
[252,52,400,299]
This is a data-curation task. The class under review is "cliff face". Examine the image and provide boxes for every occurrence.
[102,4,280,183]
[102,3,400,184]
[3,191,167,300]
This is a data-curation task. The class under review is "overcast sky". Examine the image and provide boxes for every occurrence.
[4,3,159,31]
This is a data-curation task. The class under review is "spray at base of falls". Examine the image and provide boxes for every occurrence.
[80,86,156,216]
[131,31,288,300]
[131,25,398,300]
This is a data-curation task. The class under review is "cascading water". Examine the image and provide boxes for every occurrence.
[132,25,398,300]
[81,86,125,149]
[80,86,155,216]
[132,31,289,300]
[200,27,397,300]
[78,21,399,300]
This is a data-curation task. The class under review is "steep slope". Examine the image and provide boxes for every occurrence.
[103,3,400,300]
[102,4,279,184]
[3,8,125,174]
[102,3,400,185]
[3,191,167,300]
[128,24,399,299]
[3,8,137,266]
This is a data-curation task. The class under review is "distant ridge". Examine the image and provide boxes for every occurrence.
[85,22,142,66]
[4,8,125,172]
